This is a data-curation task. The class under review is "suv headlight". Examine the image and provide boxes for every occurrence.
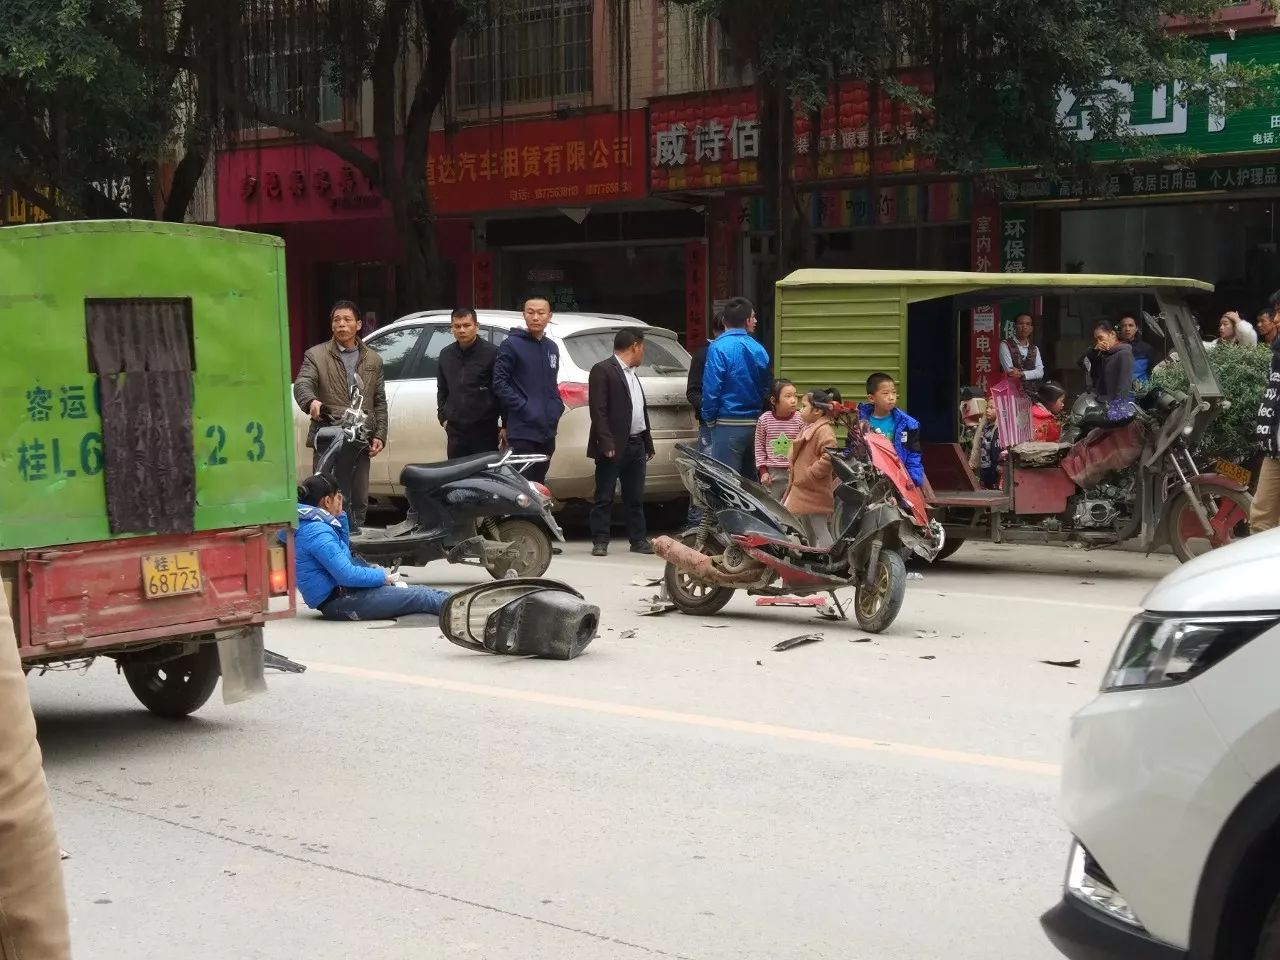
[1102,612,1280,692]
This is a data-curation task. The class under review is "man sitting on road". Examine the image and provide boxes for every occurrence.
[295,475,450,621]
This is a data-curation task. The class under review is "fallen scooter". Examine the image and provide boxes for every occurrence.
[654,407,943,633]
[315,389,564,579]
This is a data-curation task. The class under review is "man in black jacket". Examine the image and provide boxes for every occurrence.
[1252,297,1280,532]
[437,307,505,458]
[684,313,724,525]
[587,328,655,556]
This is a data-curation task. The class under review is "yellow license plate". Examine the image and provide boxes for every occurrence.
[1215,459,1252,487]
[141,551,203,600]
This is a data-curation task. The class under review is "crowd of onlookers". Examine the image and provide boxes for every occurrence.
[685,296,924,548]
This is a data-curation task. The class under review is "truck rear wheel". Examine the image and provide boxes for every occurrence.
[123,643,220,718]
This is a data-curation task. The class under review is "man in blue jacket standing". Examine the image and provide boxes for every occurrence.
[700,296,771,480]
[493,297,565,485]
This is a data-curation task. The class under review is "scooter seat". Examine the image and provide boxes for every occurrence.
[400,452,499,492]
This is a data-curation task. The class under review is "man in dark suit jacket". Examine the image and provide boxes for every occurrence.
[588,328,655,557]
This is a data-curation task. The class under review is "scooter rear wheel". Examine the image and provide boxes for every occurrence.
[854,550,907,634]
[483,519,554,579]
[664,531,734,616]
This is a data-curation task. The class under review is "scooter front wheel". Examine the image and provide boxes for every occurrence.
[664,531,734,616]
[483,519,554,579]
[854,549,906,633]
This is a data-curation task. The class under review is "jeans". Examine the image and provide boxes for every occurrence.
[314,447,371,533]
[320,585,450,621]
[710,423,757,481]
[447,424,500,459]
[509,438,556,485]
[590,438,648,547]
[0,585,71,959]
[687,423,713,526]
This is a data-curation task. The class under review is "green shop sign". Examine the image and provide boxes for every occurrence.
[1036,31,1280,163]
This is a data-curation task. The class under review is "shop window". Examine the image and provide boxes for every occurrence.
[714,24,752,88]
[455,0,593,109]
[242,17,344,126]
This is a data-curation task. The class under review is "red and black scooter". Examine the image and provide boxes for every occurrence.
[654,405,943,633]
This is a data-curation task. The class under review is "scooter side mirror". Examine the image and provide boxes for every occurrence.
[440,579,599,660]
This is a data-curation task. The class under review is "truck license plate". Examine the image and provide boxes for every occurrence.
[1215,459,1252,487]
[141,551,203,600]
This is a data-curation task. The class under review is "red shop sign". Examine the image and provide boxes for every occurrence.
[217,140,384,227]
[428,110,647,214]
[650,70,936,193]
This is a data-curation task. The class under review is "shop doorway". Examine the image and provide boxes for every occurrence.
[317,261,397,344]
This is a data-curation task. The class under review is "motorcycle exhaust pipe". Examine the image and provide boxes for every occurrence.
[652,536,759,586]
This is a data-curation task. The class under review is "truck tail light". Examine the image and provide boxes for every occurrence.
[268,545,288,594]
[558,381,589,409]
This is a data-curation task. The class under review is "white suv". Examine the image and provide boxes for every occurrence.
[293,310,697,503]
[1042,530,1280,960]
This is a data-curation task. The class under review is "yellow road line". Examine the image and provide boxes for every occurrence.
[306,661,1062,778]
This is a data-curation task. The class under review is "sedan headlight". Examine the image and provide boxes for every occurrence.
[1102,612,1280,692]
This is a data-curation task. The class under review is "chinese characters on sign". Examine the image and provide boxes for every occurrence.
[427,111,646,214]
[15,380,100,483]
[218,141,385,226]
[1005,162,1280,204]
[650,72,935,193]
[1001,215,1028,276]
[969,198,1002,393]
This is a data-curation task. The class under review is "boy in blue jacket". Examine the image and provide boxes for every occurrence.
[858,372,925,489]
[295,475,450,621]
[700,296,771,479]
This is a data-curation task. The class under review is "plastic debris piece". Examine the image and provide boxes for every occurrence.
[772,633,824,652]
[914,630,940,640]
[631,576,663,587]
[263,649,307,674]
[1040,658,1082,668]
[906,572,925,581]
[849,637,873,644]
[702,623,728,629]
[620,629,637,639]
[919,655,937,661]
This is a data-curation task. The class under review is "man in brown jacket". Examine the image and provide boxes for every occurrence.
[0,587,72,960]
[293,300,388,532]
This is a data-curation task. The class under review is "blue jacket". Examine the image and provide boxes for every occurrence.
[700,328,771,426]
[858,404,925,487]
[294,505,385,609]
[493,329,566,443]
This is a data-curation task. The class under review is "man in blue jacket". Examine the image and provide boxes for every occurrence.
[493,297,565,485]
[700,296,771,479]
[295,475,449,621]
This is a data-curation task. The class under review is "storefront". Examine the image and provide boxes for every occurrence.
[647,75,973,351]
[425,109,705,343]
[968,29,1280,397]
[216,140,473,368]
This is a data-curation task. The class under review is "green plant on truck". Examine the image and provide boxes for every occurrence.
[0,221,298,717]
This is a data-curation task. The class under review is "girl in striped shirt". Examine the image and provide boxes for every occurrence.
[755,379,803,501]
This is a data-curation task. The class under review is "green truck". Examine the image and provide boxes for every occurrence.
[0,220,298,715]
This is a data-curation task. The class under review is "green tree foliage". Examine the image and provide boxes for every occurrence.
[1150,342,1273,461]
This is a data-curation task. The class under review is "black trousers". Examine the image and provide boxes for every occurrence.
[447,424,500,460]
[590,437,648,547]
[313,447,370,532]
[508,438,556,484]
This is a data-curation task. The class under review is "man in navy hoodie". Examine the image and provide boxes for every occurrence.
[493,297,565,484]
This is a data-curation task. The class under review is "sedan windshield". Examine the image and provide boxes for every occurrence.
[563,330,691,375]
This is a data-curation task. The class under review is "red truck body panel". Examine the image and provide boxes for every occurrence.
[3,525,295,661]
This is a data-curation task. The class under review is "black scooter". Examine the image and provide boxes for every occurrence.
[313,389,564,579]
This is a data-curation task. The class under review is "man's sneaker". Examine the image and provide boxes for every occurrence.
[591,544,608,557]
[630,540,655,555]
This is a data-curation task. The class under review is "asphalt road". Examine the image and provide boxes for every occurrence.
[30,541,1176,960]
